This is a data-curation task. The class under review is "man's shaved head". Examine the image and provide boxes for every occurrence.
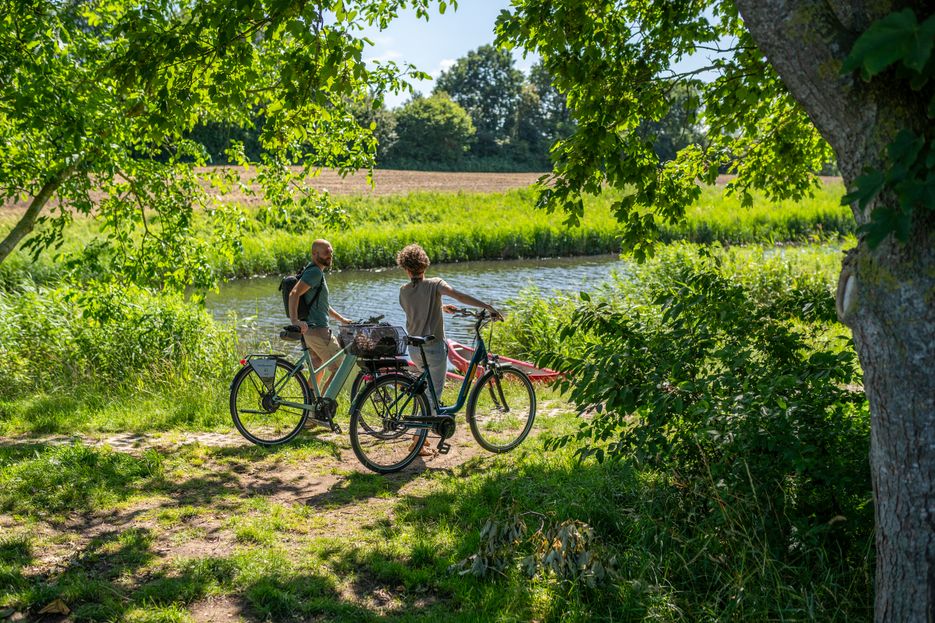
[311,239,334,269]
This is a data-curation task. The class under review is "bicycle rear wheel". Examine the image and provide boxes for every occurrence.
[349,374,429,473]
[230,358,312,446]
[467,366,536,453]
[348,370,372,405]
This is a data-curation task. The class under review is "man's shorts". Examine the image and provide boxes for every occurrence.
[303,327,342,365]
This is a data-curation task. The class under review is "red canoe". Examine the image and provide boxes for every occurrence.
[445,339,562,383]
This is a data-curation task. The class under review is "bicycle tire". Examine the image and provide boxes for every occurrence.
[230,357,312,446]
[466,365,536,453]
[349,373,429,473]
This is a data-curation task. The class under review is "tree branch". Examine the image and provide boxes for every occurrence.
[0,161,79,265]
[733,0,877,182]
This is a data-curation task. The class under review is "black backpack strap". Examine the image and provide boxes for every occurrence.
[301,263,325,307]
[307,278,324,307]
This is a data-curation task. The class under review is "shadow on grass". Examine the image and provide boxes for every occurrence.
[0,393,93,435]
[209,432,343,461]
[303,469,421,507]
[0,446,875,621]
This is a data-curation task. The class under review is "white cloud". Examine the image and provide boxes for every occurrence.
[428,58,456,79]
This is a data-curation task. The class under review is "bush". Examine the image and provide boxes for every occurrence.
[386,94,476,167]
[0,281,236,399]
[514,245,871,570]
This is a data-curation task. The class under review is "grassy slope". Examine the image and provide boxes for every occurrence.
[0,182,852,284]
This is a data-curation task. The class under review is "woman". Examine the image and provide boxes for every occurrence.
[396,243,501,455]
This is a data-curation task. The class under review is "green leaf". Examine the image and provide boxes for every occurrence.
[842,9,920,78]
[842,170,885,209]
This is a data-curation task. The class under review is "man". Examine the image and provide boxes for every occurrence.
[289,239,352,393]
[396,243,501,455]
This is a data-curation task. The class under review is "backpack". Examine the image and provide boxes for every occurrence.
[279,263,324,320]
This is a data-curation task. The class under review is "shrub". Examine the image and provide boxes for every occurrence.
[529,245,871,567]
[0,281,236,398]
[387,94,476,166]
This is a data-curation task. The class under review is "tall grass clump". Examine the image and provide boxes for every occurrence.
[493,243,872,619]
[0,281,236,400]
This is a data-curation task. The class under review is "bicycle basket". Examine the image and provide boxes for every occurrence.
[339,324,407,358]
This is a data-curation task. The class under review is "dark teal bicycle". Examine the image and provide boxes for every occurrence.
[348,308,537,473]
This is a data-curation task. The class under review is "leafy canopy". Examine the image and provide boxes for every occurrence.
[0,0,452,291]
[496,2,935,254]
[434,44,525,157]
[392,93,476,165]
[495,1,833,259]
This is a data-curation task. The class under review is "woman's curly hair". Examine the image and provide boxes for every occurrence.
[396,243,430,274]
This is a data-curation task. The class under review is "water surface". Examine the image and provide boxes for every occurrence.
[207,254,629,345]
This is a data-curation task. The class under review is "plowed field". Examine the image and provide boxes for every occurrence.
[1,168,547,212]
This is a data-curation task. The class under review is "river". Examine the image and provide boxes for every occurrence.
[206,254,630,345]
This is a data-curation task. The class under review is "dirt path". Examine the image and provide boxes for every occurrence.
[0,421,505,620]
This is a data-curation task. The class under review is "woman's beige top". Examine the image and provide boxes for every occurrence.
[399,277,449,341]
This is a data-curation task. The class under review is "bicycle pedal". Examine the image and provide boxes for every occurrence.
[436,441,451,455]
[330,422,342,434]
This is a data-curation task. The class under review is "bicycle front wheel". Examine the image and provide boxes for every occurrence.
[349,374,429,473]
[230,358,312,446]
[467,366,536,453]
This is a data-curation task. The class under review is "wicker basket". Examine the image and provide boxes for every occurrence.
[339,324,407,358]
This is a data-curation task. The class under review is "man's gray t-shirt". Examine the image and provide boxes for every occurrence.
[299,265,329,328]
[399,277,449,342]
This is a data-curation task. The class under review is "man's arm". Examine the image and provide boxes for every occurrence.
[438,283,502,319]
[289,280,311,333]
[329,307,352,325]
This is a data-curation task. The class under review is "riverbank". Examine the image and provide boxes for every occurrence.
[0,182,852,286]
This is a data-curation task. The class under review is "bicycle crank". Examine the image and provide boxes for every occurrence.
[431,416,456,454]
[314,397,342,434]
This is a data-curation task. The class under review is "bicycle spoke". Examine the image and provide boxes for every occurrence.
[468,367,536,453]
[350,375,428,473]
[231,360,310,446]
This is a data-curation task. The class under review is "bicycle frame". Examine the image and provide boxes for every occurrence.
[428,335,487,416]
[248,339,359,411]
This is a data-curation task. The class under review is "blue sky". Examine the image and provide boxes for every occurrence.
[360,2,720,109]
[361,1,536,108]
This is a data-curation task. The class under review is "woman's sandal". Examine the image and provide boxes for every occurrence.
[409,437,435,457]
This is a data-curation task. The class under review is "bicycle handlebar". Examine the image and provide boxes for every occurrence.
[447,307,502,321]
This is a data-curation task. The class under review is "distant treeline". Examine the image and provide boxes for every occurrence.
[187,45,706,173]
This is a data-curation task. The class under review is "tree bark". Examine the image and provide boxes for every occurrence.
[0,163,77,266]
[735,1,935,620]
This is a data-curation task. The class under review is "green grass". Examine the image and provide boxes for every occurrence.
[0,182,853,285]
[0,400,872,621]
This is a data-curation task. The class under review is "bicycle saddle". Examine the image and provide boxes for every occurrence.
[406,335,435,346]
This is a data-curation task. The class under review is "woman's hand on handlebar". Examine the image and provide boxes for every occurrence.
[445,305,503,321]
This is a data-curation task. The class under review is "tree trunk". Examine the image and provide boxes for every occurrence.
[843,218,935,622]
[0,163,76,266]
[735,1,935,620]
